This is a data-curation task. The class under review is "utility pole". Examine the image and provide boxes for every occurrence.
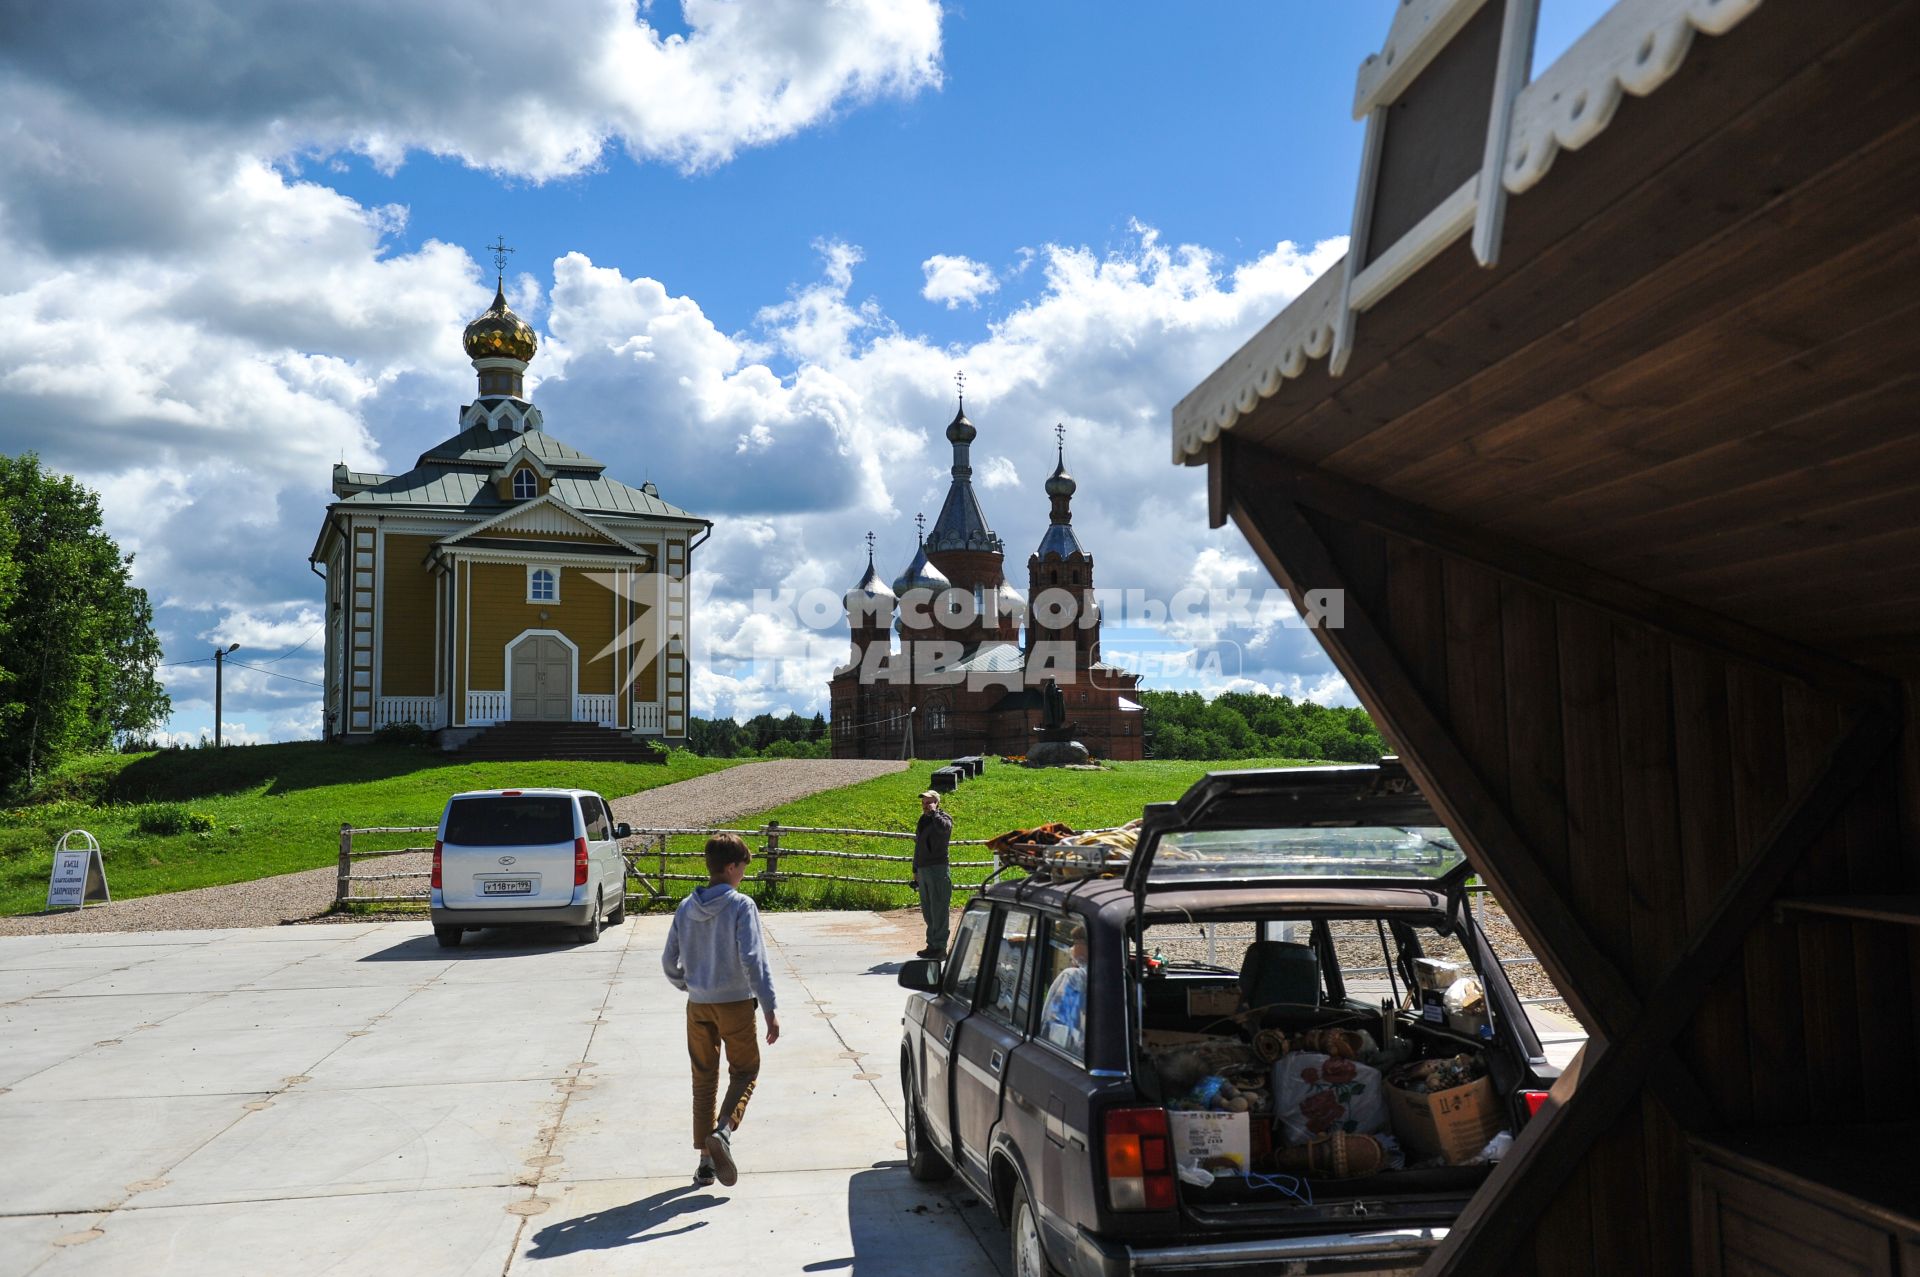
[213,643,240,747]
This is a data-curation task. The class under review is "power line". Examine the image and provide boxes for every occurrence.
[252,622,325,665]
[225,660,324,689]
[157,657,214,668]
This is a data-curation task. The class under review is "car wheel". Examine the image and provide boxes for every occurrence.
[575,892,603,944]
[433,925,464,948]
[1009,1182,1059,1277]
[903,1072,952,1182]
[608,893,626,925]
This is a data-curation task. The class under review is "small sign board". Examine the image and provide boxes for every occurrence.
[47,830,110,910]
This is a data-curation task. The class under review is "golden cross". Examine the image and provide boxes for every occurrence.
[487,236,515,277]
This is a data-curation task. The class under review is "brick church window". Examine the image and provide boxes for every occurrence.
[929,705,947,731]
[528,567,558,602]
[513,468,537,499]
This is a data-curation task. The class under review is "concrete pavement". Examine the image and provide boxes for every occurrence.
[0,912,1009,1276]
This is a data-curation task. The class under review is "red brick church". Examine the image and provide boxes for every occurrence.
[829,400,1143,760]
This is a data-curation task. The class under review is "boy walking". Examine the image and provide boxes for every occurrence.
[662,833,780,1188]
[911,790,953,959]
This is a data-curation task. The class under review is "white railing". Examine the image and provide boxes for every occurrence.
[575,694,617,727]
[466,690,507,725]
[633,701,663,734]
[374,696,442,730]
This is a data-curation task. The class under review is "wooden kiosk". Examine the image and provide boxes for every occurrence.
[1175,0,1920,1271]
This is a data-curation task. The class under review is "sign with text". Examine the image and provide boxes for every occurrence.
[47,831,110,910]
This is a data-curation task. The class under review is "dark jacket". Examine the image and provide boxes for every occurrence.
[913,809,953,869]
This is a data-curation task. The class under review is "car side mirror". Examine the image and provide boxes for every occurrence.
[897,959,942,992]
[615,823,632,840]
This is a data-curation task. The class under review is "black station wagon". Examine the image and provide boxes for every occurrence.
[896,762,1560,1276]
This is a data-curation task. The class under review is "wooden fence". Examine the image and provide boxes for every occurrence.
[333,821,998,908]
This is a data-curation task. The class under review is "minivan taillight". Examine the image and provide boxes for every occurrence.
[430,840,442,889]
[1522,1090,1551,1123]
[574,836,590,886]
[1103,1107,1175,1211]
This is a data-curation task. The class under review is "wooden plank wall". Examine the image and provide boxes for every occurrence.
[1295,505,1917,1275]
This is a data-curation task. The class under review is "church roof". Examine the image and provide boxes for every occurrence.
[332,465,697,521]
[417,422,605,471]
[1035,522,1086,560]
[926,479,1001,555]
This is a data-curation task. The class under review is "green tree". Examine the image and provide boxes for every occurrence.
[0,455,169,791]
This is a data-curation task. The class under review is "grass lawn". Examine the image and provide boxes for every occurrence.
[0,743,737,916]
[642,756,1322,913]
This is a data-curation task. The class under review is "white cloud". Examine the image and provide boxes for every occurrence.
[0,1,945,182]
[978,456,1020,490]
[920,254,999,309]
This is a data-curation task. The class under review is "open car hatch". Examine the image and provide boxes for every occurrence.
[1124,761,1476,904]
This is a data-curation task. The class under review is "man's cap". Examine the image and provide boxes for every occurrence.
[919,790,940,801]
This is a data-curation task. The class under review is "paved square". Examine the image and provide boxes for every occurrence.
[0,913,1008,1276]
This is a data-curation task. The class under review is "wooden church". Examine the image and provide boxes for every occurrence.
[309,264,706,747]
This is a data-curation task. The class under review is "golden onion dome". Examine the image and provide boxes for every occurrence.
[462,283,538,363]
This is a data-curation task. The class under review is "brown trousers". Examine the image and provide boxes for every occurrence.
[686,998,761,1149]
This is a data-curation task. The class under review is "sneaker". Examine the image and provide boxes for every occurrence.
[693,1159,716,1188]
[704,1125,738,1187]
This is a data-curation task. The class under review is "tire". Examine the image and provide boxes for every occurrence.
[575,892,603,944]
[433,925,464,948]
[903,1070,952,1182]
[608,893,626,925]
[1009,1181,1060,1277]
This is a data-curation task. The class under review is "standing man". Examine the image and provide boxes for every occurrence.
[911,790,953,959]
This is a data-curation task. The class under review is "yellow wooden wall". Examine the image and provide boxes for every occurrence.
[466,561,617,694]
[380,534,439,696]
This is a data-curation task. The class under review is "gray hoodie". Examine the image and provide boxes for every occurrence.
[661,884,778,1012]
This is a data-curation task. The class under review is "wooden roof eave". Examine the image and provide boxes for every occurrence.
[1173,0,1770,466]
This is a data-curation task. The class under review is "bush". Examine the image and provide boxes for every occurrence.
[373,722,431,747]
[134,803,192,835]
[188,811,216,833]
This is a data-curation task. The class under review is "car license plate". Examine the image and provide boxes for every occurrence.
[482,879,533,895]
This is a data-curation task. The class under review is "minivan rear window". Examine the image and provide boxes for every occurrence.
[444,796,575,846]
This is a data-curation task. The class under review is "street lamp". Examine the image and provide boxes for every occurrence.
[214,643,240,748]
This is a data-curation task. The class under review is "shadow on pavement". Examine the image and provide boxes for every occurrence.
[357,928,590,961]
[798,1164,1005,1276]
[525,1184,723,1257]
[863,961,905,976]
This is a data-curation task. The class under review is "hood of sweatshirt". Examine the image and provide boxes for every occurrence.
[686,883,736,919]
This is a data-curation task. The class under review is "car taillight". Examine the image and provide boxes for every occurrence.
[1103,1107,1175,1212]
[574,837,590,886]
[1522,1090,1550,1123]
[430,840,442,889]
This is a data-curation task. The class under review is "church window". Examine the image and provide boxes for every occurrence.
[528,566,559,603]
[929,704,947,731]
[1071,569,1080,584]
[512,468,538,499]
[1050,570,1059,585]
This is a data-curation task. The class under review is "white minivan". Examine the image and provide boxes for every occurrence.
[429,788,631,947]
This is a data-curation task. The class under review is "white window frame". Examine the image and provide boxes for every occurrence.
[527,565,560,604]
[512,468,538,500]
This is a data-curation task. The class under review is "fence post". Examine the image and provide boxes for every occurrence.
[764,821,781,885]
[657,832,668,893]
[336,824,352,907]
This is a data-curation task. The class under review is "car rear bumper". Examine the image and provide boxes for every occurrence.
[1076,1225,1444,1276]
[430,891,593,928]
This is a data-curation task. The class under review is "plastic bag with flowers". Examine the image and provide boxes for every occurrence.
[1274,1050,1388,1146]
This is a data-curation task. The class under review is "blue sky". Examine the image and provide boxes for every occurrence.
[0,0,1611,744]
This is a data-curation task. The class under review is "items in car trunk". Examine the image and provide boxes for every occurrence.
[1274,1050,1389,1146]
[1169,1109,1250,1174]
[1386,1054,1503,1165]
[1443,975,1488,1037]
[1273,1131,1390,1178]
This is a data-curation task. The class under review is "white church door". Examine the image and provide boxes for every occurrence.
[509,635,572,721]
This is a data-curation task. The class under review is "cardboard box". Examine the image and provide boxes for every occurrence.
[1385,1074,1502,1165]
[1186,985,1241,1018]
[1168,1110,1250,1173]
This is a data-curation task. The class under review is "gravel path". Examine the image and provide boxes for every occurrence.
[0,758,907,937]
